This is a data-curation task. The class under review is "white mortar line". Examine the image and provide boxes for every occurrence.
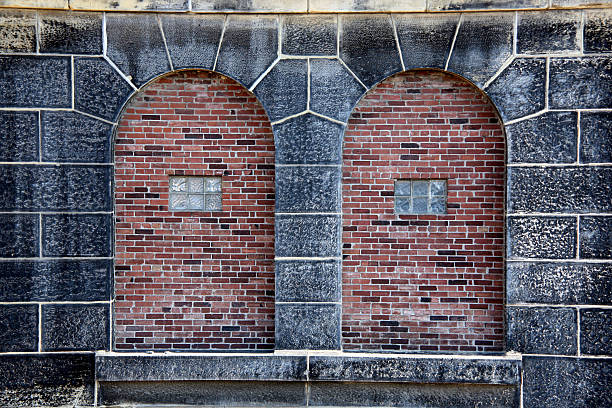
[307,58,311,110]
[0,211,113,215]
[337,57,367,91]
[445,13,462,71]
[249,57,280,92]
[93,380,99,408]
[102,12,107,56]
[38,303,42,352]
[71,56,75,109]
[187,0,192,12]
[270,110,309,125]
[576,307,581,356]
[37,111,42,161]
[507,162,612,167]
[275,257,342,261]
[276,212,341,216]
[308,110,348,126]
[576,110,582,164]
[213,15,227,72]
[277,15,282,58]
[579,10,585,55]
[38,214,42,257]
[35,11,40,54]
[336,14,340,58]
[510,52,610,58]
[0,351,95,355]
[391,15,405,72]
[545,57,550,110]
[0,257,113,261]
[276,301,341,305]
[519,353,612,359]
[0,161,114,166]
[73,109,118,125]
[506,258,612,263]
[483,55,515,89]
[513,11,518,56]
[157,15,173,72]
[276,164,342,168]
[103,55,138,91]
[278,55,337,60]
[576,215,581,260]
[507,304,612,309]
[507,212,612,217]
[519,366,524,408]
[0,301,113,305]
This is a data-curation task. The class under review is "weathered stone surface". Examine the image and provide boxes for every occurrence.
[310,58,365,123]
[276,214,341,257]
[75,57,134,122]
[282,15,337,56]
[311,0,426,12]
[71,0,187,11]
[0,260,112,301]
[0,354,94,407]
[253,59,308,122]
[0,165,112,211]
[485,58,546,122]
[506,306,577,355]
[506,262,612,305]
[429,0,547,10]
[507,216,576,259]
[216,15,278,88]
[580,308,612,355]
[276,303,341,349]
[41,111,113,163]
[579,216,612,259]
[508,167,612,213]
[0,214,38,257]
[552,0,612,7]
[0,305,37,352]
[517,10,580,54]
[584,9,612,53]
[0,111,38,162]
[580,111,612,163]
[549,57,612,109]
[273,113,344,165]
[42,304,109,351]
[523,357,612,408]
[447,13,513,87]
[42,214,112,257]
[395,13,459,70]
[506,112,577,163]
[0,9,36,53]
[192,0,306,12]
[340,15,402,88]
[0,56,71,108]
[276,166,341,213]
[39,11,102,54]
[276,260,341,302]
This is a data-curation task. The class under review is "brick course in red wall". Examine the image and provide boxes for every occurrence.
[114,70,275,350]
[342,70,505,353]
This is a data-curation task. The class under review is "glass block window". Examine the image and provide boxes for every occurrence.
[169,176,222,211]
[395,180,446,214]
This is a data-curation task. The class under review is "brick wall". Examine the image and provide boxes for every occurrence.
[114,70,275,350]
[342,70,505,352]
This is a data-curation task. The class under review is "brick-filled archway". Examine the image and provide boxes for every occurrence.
[114,70,275,351]
[342,70,505,353]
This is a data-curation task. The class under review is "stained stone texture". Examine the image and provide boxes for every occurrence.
[507,216,576,259]
[580,112,612,163]
[506,112,577,163]
[253,59,308,122]
[340,15,402,88]
[395,13,459,70]
[216,15,278,88]
[0,56,71,108]
[485,58,546,122]
[75,57,134,122]
[309,58,366,123]
[276,303,341,349]
[282,15,337,56]
[41,111,113,163]
[192,0,305,12]
[549,57,612,109]
[273,113,344,165]
[0,111,38,162]
[276,260,341,302]
[0,260,112,301]
[517,10,580,54]
[275,214,341,258]
[523,357,612,408]
[508,167,612,213]
[552,0,612,6]
[429,0,547,10]
[0,9,36,53]
[579,216,612,259]
[506,262,612,305]
[584,9,612,53]
[0,305,37,352]
[161,14,224,70]
[0,214,38,257]
[276,166,341,213]
[580,309,612,355]
[42,304,109,351]
[0,165,112,211]
[310,0,426,12]
[447,13,513,87]
[39,11,102,54]
[506,306,577,355]
[71,0,188,11]
[106,13,170,87]
[42,214,112,257]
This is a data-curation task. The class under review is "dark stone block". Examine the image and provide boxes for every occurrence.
[161,14,224,70]
[0,111,38,162]
[506,306,577,355]
[517,10,580,54]
[273,114,344,165]
[275,166,341,212]
[282,15,337,56]
[580,112,612,163]
[216,15,278,88]
[275,214,341,257]
[580,308,612,355]
[523,357,612,408]
[253,59,308,122]
[0,56,71,108]
[339,15,402,88]
[579,216,612,259]
[0,354,94,407]
[507,216,576,259]
[508,167,612,213]
[0,165,112,211]
[42,304,109,351]
[0,9,36,53]
[584,9,612,53]
[42,214,112,257]
[75,57,134,122]
[448,13,513,87]
[310,58,365,123]
[429,0,547,10]
[39,11,102,54]
[276,260,341,302]
[276,303,341,349]
[0,260,112,301]
[486,58,546,122]
[42,111,113,163]
[549,57,612,109]
[0,214,38,257]
[506,111,577,163]
[0,305,37,352]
